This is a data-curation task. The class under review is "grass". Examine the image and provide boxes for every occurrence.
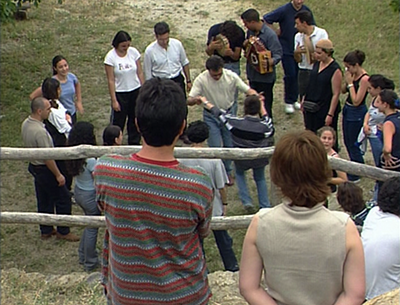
[0,0,398,302]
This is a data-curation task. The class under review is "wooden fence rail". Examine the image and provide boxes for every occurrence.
[2,145,400,181]
[0,212,253,231]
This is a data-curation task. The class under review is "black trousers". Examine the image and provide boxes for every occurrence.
[28,163,72,235]
[112,88,141,145]
[170,73,186,99]
[249,81,275,119]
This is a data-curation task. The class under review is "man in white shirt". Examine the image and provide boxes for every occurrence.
[144,22,192,98]
[293,10,328,100]
[187,55,259,183]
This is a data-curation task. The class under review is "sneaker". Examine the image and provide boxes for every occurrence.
[285,104,295,114]
[56,232,80,242]
[294,101,301,110]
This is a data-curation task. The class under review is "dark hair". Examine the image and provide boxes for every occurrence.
[379,89,400,110]
[186,120,209,144]
[343,50,366,66]
[135,78,187,147]
[66,121,96,176]
[112,30,131,48]
[241,9,260,22]
[220,20,242,42]
[244,95,261,116]
[41,78,61,108]
[154,22,170,36]
[270,130,331,208]
[378,176,400,216]
[206,55,224,71]
[52,55,67,76]
[103,125,122,146]
[31,97,47,113]
[294,10,313,25]
[368,74,395,90]
[337,182,365,215]
[317,126,337,142]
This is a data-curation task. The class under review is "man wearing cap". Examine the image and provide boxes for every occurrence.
[264,0,315,114]
[144,21,192,98]
[21,97,79,241]
[293,10,328,102]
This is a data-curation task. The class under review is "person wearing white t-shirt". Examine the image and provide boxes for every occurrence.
[104,30,145,145]
[187,55,260,183]
[294,10,328,102]
[144,22,191,98]
[362,176,400,301]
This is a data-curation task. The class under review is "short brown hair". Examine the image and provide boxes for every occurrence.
[270,130,331,208]
[337,182,365,215]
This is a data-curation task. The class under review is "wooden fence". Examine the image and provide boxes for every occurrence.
[1,145,399,229]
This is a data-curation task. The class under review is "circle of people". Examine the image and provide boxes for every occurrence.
[22,2,399,304]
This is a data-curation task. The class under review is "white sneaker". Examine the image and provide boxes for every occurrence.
[294,101,301,110]
[285,104,295,114]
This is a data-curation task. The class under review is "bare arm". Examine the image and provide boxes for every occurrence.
[382,121,397,167]
[330,155,347,184]
[104,64,120,112]
[44,160,65,186]
[239,214,278,305]
[74,81,84,114]
[136,59,145,85]
[326,69,342,126]
[30,86,42,101]
[182,64,192,92]
[346,75,369,106]
[363,112,371,135]
[333,220,366,305]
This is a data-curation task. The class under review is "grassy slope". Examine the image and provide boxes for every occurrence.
[0,0,398,303]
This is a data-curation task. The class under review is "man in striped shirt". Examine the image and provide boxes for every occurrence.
[94,78,213,305]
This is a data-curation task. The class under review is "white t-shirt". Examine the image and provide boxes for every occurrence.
[104,47,141,92]
[143,38,189,80]
[189,68,250,110]
[362,206,400,300]
[48,99,72,136]
[294,26,328,70]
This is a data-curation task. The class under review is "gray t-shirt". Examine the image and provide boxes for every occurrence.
[179,158,227,216]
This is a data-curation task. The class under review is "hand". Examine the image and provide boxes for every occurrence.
[56,174,66,186]
[112,100,121,112]
[76,103,84,115]
[383,153,397,168]
[377,123,383,131]
[186,82,192,93]
[258,92,265,105]
[224,47,234,57]
[363,124,371,135]
[209,39,223,51]
[295,43,306,54]
[344,70,354,85]
[325,115,333,126]
[65,113,72,125]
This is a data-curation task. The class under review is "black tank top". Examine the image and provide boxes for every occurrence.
[346,73,368,106]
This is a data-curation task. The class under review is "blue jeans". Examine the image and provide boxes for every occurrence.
[75,186,101,271]
[235,166,271,208]
[212,230,239,272]
[224,61,240,116]
[343,104,367,181]
[368,135,383,167]
[203,110,233,174]
[281,54,299,104]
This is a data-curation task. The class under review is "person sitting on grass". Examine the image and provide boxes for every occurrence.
[337,181,371,227]
[102,124,123,146]
[201,95,274,212]
[179,120,239,272]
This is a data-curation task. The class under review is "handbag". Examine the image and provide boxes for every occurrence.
[303,100,320,113]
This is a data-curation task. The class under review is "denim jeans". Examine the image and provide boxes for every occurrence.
[28,163,72,235]
[343,104,367,181]
[212,230,239,272]
[203,110,233,174]
[281,54,299,104]
[368,135,383,167]
[74,186,101,271]
[224,61,240,116]
[235,166,270,208]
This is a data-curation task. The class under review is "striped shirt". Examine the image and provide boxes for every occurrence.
[94,153,213,305]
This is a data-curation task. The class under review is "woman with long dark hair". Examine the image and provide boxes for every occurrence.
[66,121,100,272]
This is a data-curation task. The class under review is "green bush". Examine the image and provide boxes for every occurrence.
[390,0,400,12]
[0,0,60,23]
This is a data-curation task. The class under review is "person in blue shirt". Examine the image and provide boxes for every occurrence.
[263,0,314,114]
